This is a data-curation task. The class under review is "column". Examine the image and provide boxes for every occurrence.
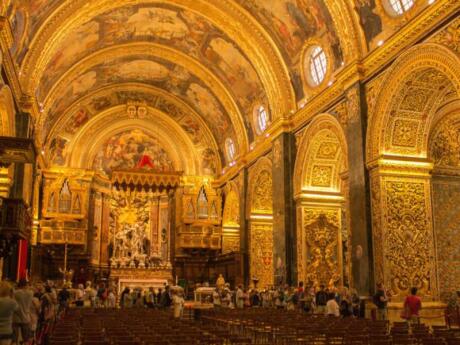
[345,84,374,295]
[368,157,438,300]
[239,169,249,287]
[271,133,297,285]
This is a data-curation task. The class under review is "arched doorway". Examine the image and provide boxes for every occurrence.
[294,114,349,289]
[248,157,274,289]
[366,43,460,300]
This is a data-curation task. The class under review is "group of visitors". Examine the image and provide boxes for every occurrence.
[0,279,60,345]
[373,283,422,324]
[74,282,116,308]
[119,285,185,318]
[210,282,361,318]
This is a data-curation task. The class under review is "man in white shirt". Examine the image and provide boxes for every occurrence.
[326,293,340,317]
[236,285,244,309]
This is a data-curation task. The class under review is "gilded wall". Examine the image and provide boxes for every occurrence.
[432,177,460,301]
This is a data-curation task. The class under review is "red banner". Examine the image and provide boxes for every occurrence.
[17,239,28,281]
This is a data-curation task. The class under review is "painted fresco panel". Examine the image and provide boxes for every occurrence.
[37,4,265,134]
[92,129,174,175]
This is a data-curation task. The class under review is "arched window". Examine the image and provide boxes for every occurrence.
[225,138,236,162]
[197,186,208,219]
[388,0,414,15]
[309,46,327,86]
[255,105,269,134]
[58,179,72,213]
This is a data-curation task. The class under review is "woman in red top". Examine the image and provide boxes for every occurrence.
[403,287,422,324]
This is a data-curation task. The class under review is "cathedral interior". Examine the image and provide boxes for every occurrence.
[0,0,459,317]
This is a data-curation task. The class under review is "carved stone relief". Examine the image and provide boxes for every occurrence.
[432,179,460,301]
[430,17,460,55]
[370,173,437,299]
[303,208,341,288]
[252,170,273,213]
[250,222,274,288]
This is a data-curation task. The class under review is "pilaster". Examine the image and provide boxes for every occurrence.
[271,133,297,285]
[368,156,438,300]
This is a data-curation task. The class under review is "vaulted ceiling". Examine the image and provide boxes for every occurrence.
[3,0,371,176]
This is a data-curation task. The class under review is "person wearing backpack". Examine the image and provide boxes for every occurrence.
[373,283,389,320]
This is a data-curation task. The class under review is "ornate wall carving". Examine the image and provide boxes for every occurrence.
[432,178,460,301]
[429,17,460,55]
[249,221,274,288]
[370,169,437,299]
[303,208,341,288]
[366,44,460,163]
[252,170,273,213]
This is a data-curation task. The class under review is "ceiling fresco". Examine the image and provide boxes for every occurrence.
[92,129,175,175]
[46,85,220,175]
[234,0,344,99]
[42,54,237,155]
[34,4,265,136]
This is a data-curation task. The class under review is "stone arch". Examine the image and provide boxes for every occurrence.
[247,156,273,288]
[222,181,241,254]
[293,114,349,289]
[365,44,460,299]
[67,107,200,175]
[294,114,348,197]
[367,43,460,163]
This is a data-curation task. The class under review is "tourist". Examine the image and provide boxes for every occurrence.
[75,284,85,307]
[250,290,260,307]
[172,291,184,319]
[12,279,33,345]
[120,287,131,308]
[326,293,340,317]
[340,291,352,318]
[403,287,422,324]
[57,286,70,316]
[243,289,250,308]
[135,290,144,308]
[286,288,296,311]
[236,285,244,309]
[37,286,55,344]
[303,287,315,313]
[86,282,96,308]
[155,288,162,307]
[221,290,231,308]
[145,287,155,308]
[0,281,18,345]
[29,292,40,343]
[107,289,116,308]
[212,288,221,308]
[295,282,305,311]
[350,288,361,317]
[315,285,328,314]
[96,283,108,308]
[160,286,172,308]
[373,283,389,320]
